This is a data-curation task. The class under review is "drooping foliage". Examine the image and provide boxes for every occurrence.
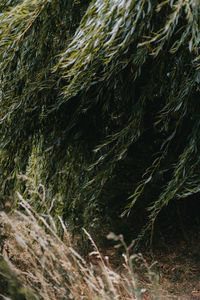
[1,0,200,242]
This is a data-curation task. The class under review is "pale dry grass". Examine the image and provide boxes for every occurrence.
[0,192,175,300]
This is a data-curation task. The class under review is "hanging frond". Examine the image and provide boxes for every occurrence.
[0,0,200,243]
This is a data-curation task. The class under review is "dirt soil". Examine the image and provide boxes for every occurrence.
[150,238,200,299]
[101,225,200,300]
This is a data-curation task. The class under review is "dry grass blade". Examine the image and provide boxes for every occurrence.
[0,192,173,300]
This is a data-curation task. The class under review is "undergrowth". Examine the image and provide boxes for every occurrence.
[0,191,178,299]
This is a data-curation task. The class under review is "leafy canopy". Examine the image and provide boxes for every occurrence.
[0,0,200,240]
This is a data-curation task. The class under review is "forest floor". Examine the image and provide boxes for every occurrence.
[1,207,200,300]
[148,239,200,299]
[100,226,200,299]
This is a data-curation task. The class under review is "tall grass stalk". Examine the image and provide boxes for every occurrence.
[0,192,174,300]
